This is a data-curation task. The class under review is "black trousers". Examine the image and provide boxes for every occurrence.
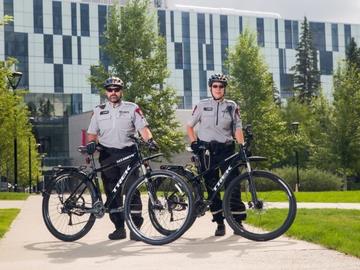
[199,141,246,224]
[99,145,143,230]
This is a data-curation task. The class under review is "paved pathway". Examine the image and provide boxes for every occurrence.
[0,196,359,270]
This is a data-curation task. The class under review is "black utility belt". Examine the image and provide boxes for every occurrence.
[199,140,235,152]
[98,144,136,153]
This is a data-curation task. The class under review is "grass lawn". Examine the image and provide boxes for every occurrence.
[247,208,360,258]
[0,192,29,200]
[0,209,20,238]
[257,190,360,203]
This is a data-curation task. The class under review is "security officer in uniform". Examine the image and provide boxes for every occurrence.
[187,73,246,236]
[87,76,158,240]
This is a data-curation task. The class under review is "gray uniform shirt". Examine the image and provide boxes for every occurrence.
[87,101,148,149]
[188,98,242,143]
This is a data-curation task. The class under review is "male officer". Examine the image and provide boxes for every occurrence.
[186,73,246,236]
[87,76,158,240]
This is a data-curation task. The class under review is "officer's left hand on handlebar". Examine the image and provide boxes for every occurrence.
[86,141,97,155]
[239,143,247,161]
[147,138,159,151]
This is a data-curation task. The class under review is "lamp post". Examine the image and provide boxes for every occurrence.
[291,121,300,192]
[7,71,23,192]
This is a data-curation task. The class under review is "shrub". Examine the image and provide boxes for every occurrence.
[272,167,342,191]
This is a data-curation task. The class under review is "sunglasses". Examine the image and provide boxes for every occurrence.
[106,88,122,93]
[212,84,225,89]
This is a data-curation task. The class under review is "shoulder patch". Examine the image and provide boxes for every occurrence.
[135,107,145,118]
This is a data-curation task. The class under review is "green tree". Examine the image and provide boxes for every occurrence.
[291,17,321,104]
[226,30,289,167]
[345,37,360,70]
[38,98,54,118]
[331,64,360,187]
[0,58,40,188]
[90,0,184,158]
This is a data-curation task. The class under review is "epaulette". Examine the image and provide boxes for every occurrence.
[122,101,137,107]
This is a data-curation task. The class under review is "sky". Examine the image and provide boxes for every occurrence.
[165,0,360,24]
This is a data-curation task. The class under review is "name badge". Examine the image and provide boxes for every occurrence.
[204,107,213,111]
[100,110,109,115]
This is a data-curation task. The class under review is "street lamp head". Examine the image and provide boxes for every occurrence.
[291,121,300,134]
[7,71,23,91]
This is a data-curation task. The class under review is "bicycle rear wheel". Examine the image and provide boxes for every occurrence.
[42,171,97,241]
[124,170,193,245]
[223,170,296,241]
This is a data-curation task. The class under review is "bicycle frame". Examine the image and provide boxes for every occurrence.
[184,147,261,207]
[59,142,162,216]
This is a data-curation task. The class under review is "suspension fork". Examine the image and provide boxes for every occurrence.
[140,164,158,206]
[244,160,260,206]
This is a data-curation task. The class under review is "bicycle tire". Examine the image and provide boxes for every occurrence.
[223,170,297,241]
[42,171,97,242]
[124,170,194,245]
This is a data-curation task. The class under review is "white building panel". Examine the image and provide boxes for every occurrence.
[53,35,63,64]
[43,0,53,35]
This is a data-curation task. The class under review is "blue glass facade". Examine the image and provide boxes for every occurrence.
[1,1,360,111]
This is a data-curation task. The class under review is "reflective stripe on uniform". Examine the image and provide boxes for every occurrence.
[231,211,246,215]
[130,210,142,214]
[211,209,223,215]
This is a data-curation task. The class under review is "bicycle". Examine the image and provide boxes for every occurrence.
[42,136,194,245]
[160,125,297,241]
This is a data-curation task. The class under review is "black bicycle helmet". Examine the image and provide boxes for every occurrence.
[104,76,124,89]
[208,73,228,87]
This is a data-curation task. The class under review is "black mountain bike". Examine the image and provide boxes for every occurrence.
[42,136,193,245]
[161,125,297,241]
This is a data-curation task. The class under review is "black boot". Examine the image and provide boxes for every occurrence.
[215,224,226,236]
[108,228,126,240]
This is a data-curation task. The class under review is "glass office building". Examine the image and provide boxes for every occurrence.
[1,0,359,164]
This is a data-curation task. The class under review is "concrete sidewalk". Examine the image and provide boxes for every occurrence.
[0,195,359,270]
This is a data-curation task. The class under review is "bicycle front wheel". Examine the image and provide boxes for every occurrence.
[223,170,297,241]
[42,171,97,241]
[124,170,193,245]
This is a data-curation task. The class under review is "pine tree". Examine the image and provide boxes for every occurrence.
[90,0,184,158]
[226,30,289,167]
[291,17,321,104]
[345,37,360,70]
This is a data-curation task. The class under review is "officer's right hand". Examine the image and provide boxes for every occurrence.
[86,141,97,155]
[190,141,200,153]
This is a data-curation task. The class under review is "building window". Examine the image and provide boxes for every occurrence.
[256,18,265,47]
[320,51,333,75]
[344,24,351,49]
[239,16,243,34]
[63,36,72,64]
[275,19,279,48]
[34,0,43,33]
[4,0,14,31]
[174,42,183,69]
[53,1,62,35]
[170,11,174,42]
[285,20,292,49]
[77,37,82,65]
[44,34,53,63]
[158,10,166,37]
[80,4,90,36]
[54,64,64,93]
[292,21,299,48]
[309,22,326,51]
[331,24,339,51]
[71,3,77,36]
